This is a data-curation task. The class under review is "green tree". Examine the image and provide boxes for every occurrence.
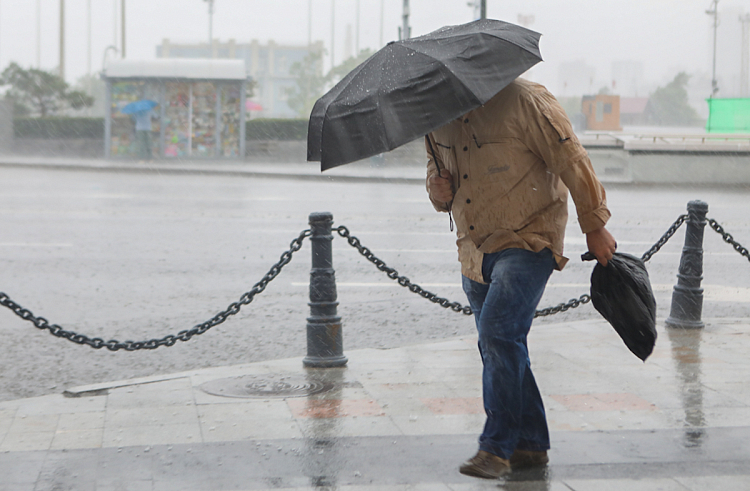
[286,48,375,118]
[286,50,327,118]
[645,72,701,126]
[1,62,94,117]
[326,48,374,86]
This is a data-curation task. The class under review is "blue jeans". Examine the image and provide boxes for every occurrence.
[462,248,555,459]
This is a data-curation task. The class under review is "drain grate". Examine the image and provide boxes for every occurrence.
[200,374,332,399]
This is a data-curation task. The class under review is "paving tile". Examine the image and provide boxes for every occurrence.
[297,414,403,438]
[102,422,202,447]
[96,479,155,491]
[420,397,483,415]
[0,429,55,452]
[550,393,657,412]
[198,401,303,441]
[390,413,484,436]
[50,428,104,449]
[450,482,571,491]
[0,451,45,484]
[675,475,750,490]
[16,395,106,416]
[57,411,105,431]
[106,405,199,428]
[287,398,385,419]
[563,477,688,491]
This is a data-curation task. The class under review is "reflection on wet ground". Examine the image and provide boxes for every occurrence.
[667,326,705,449]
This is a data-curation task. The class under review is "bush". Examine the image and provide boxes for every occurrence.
[14,117,104,139]
[246,118,307,141]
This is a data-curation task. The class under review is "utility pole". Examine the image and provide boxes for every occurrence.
[88,0,92,75]
[121,0,126,58]
[205,0,214,57]
[400,0,410,40]
[36,0,41,67]
[379,0,384,46]
[59,0,65,79]
[308,0,312,46]
[741,14,750,97]
[355,0,360,55]
[331,0,335,69]
[480,0,486,20]
[706,0,719,97]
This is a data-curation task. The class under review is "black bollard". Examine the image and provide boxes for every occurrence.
[303,212,348,368]
[665,200,708,329]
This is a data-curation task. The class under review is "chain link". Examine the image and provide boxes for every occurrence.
[335,225,594,318]
[640,214,688,263]
[0,229,312,351]
[708,218,750,263]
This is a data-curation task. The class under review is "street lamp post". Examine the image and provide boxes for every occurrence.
[706,0,719,97]
[480,0,486,19]
[59,0,65,79]
[401,0,410,40]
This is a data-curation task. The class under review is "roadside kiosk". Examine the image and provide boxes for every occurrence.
[102,59,248,159]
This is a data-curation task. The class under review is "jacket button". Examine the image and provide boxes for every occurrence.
[464,118,469,123]
[469,226,475,230]
[466,199,471,204]
[463,146,468,151]
[463,174,468,179]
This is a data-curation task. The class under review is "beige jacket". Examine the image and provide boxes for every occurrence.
[426,79,610,283]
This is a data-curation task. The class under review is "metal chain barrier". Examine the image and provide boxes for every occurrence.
[334,225,473,315]
[336,213,691,318]
[640,214,688,263]
[3,212,730,349]
[708,218,750,264]
[0,229,312,351]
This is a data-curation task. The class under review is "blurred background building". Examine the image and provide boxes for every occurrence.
[156,39,324,118]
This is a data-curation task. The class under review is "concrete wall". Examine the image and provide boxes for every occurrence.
[0,100,14,153]
[587,148,750,185]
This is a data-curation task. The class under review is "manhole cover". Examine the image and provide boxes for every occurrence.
[200,374,331,399]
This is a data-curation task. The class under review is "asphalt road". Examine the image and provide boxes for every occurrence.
[1,165,749,402]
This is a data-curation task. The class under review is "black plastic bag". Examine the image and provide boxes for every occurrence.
[582,252,657,361]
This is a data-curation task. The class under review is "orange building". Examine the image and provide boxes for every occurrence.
[581,94,622,131]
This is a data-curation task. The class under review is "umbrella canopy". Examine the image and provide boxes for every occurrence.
[308,19,542,171]
[121,99,158,114]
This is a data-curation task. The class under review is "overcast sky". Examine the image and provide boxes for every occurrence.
[0,0,746,98]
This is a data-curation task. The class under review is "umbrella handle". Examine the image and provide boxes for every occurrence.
[425,135,443,177]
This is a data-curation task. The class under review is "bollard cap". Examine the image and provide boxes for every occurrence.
[687,200,708,213]
[309,212,333,224]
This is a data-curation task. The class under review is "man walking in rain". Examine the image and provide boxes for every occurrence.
[426,78,617,479]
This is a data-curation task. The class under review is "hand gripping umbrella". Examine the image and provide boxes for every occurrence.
[308,19,542,171]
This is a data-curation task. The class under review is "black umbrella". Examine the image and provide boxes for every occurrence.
[582,252,658,362]
[308,19,542,171]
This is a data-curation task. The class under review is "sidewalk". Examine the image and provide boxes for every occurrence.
[1,316,749,490]
[0,155,428,184]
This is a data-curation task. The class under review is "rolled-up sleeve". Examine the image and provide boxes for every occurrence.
[521,90,611,233]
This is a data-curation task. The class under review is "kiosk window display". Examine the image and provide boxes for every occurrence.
[103,59,247,160]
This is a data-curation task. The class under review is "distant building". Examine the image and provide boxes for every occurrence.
[619,97,649,126]
[582,94,622,131]
[558,60,596,97]
[157,39,324,118]
[611,60,645,97]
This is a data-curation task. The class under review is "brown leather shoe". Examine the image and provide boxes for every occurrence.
[509,449,549,469]
[459,450,512,479]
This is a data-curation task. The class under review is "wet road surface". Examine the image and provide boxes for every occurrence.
[0,164,748,402]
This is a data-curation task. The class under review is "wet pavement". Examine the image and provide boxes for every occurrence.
[1,317,750,490]
[1,157,749,489]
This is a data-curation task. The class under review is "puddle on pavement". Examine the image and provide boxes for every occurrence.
[667,326,705,448]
